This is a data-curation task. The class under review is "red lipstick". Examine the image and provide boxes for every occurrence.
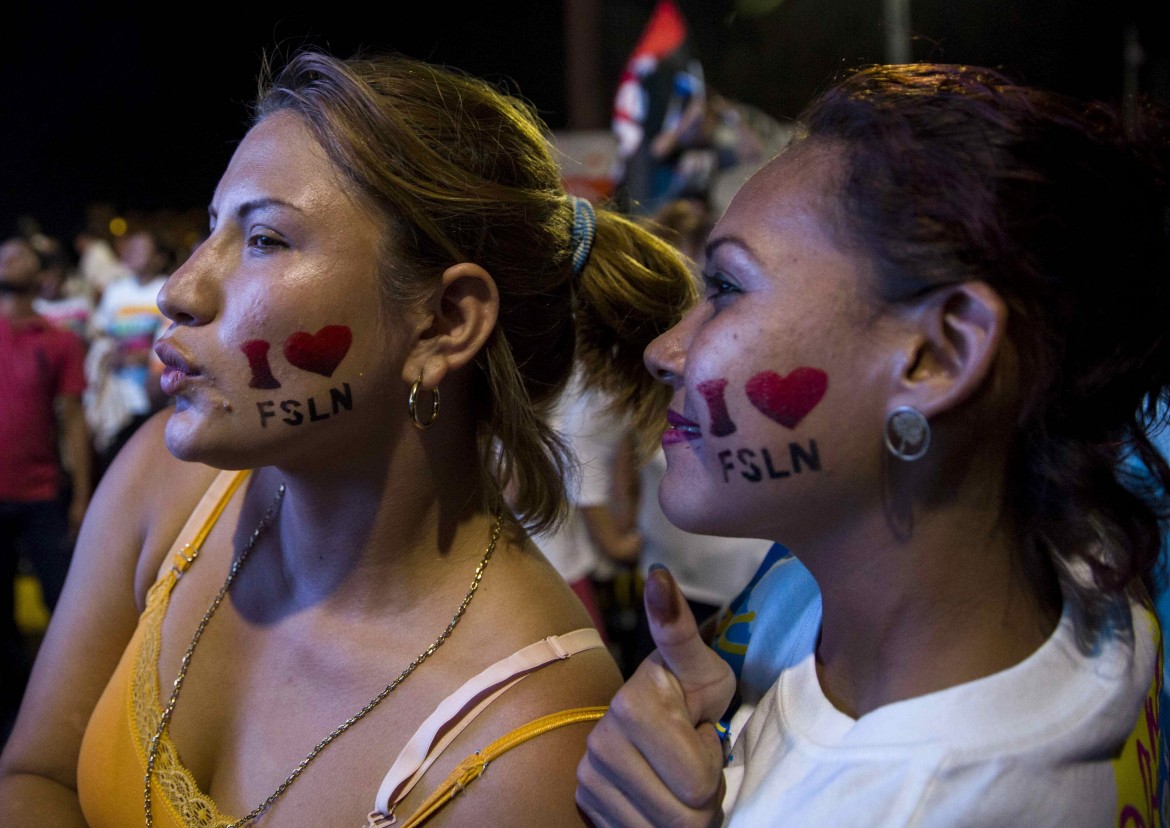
[663,409,702,445]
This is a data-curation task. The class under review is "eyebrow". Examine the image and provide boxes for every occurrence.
[705,235,757,263]
[208,197,305,221]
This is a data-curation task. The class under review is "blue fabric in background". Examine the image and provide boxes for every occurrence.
[1112,410,1170,817]
[1118,414,1170,676]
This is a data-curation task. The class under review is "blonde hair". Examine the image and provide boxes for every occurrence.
[255,49,697,533]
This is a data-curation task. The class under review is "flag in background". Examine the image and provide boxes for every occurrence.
[610,0,705,215]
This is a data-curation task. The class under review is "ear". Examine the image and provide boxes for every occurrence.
[890,281,1008,418]
[403,262,499,387]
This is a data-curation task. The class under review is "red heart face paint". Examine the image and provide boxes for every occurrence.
[744,368,828,429]
[696,378,737,436]
[283,325,352,378]
[241,340,281,389]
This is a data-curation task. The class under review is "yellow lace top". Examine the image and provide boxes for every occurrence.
[78,468,251,828]
[76,468,608,827]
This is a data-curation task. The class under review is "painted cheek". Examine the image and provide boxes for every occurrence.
[241,340,281,389]
[744,368,828,429]
[283,325,352,378]
[696,378,737,437]
[241,324,355,389]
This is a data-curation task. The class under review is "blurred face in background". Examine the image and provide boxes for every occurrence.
[0,238,42,296]
[119,231,168,281]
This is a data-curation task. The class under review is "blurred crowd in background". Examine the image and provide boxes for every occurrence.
[7,0,1159,752]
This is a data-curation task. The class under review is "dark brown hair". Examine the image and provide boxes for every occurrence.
[797,63,1170,630]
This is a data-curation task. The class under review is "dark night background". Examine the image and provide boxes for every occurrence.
[3,1,1165,246]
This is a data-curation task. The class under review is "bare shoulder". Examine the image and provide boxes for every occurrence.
[406,696,603,826]
[393,539,621,825]
[479,533,624,703]
[393,645,615,827]
[92,407,222,603]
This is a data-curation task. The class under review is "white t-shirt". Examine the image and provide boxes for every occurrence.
[89,274,166,416]
[716,554,1166,827]
[78,239,132,296]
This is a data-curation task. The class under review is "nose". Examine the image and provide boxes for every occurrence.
[644,304,698,386]
[156,237,217,326]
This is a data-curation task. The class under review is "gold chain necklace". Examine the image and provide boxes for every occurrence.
[143,482,504,828]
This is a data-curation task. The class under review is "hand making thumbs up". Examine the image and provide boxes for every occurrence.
[576,565,737,828]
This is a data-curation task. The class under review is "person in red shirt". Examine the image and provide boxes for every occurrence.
[0,235,92,745]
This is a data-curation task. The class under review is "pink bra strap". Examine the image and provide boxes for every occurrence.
[373,627,604,815]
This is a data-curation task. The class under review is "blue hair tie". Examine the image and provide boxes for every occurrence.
[570,195,596,275]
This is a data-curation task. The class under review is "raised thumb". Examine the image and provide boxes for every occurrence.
[644,564,737,726]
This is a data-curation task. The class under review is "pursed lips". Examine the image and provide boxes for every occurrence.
[663,409,702,444]
[154,339,199,375]
[154,339,203,396]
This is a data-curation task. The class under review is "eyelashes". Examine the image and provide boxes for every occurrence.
[703,271,740,299]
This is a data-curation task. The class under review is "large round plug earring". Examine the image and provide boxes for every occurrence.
[884,405,930,461]
[408,373,440,430]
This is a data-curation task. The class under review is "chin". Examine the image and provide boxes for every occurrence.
[162,415,209,464]
[658,475,772,540]
[658,483,718,536]
[162,405,250,468]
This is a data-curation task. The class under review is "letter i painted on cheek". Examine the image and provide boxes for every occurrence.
[697,378,737,437]
[242,340,281,389]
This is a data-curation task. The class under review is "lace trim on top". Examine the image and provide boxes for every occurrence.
[132,572,240,827]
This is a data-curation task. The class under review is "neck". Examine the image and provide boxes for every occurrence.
[242,404,497,614]
[0,294,37,319]
[805,503,1059,719]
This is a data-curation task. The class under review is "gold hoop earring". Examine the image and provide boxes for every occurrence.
[408,373,440,429]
